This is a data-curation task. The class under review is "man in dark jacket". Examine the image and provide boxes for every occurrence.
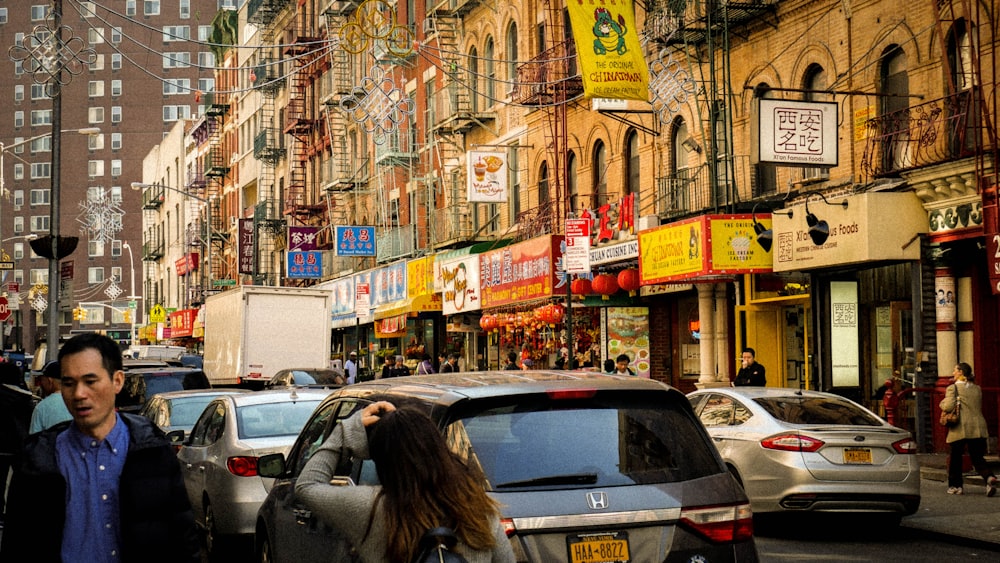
[733,347,766,386]
[0,333,200,563]
[0,362,36,523]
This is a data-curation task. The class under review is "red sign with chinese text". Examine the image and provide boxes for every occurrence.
[479,235,563,308]
[168,309,197,338]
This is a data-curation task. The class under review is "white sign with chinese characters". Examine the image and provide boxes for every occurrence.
[755,99,838,167]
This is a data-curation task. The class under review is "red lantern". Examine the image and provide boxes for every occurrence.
[550,303,565,324]
[592,273,619,300]
[571,278,593,295]
[479,315,491,332]
[617,268,640,295]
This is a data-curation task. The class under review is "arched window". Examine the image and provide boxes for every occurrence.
[947,20,977,155]
[485,37,495,105]
[753,82,777,196]
[468,47,479,112]
[669,119,692,212]
[880,46,910,172]
[592,141,607,207]
[506,23,518,89]
[625,129,639,196]
[567,151,578,213]
[538,161,549,206]
[801,64,830,181]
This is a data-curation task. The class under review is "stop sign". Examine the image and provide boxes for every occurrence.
[0,296,10,322]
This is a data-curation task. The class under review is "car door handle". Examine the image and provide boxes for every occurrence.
[185,463,193,469]
[293,508,312,524]
[198,466,205,472]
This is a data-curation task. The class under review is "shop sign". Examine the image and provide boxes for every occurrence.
[287,251,323,279]
[238,219,254,274]
[407,256,435,299]
[175,253,198,276]
[988,228,1000,295]
[168,309,197,338]
[639,215,772,284]
[376,313,407,337]
[590,239,638,266]
[771,192,926,272]
[440,255,481,315]
[564,218,591,274]
[755,99,838,167]
[335,226,376,256]
[603,307,651,378]
[323,276,356,317]
[372,261,406,306]
[466,151,508,203]
[577,193,637,245]
[480,235,562,308]
[354,271,373,323]
[288,226,319,251]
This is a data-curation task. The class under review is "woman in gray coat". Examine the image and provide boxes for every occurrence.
[940,362,998,495]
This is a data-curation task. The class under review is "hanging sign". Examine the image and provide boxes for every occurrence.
[335,226,377,256]
[466,151,508,203]
[238,219,254,275]
[567,1,649,100]
[564,218,592,274]
[287,251,323,279]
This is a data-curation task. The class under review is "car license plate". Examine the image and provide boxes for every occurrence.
[567,532,630,563]
[843,447,872,464]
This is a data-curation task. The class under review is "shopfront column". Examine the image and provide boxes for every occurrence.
[697,284,717,386]
[714,284,730,384]
[934,267,958,378]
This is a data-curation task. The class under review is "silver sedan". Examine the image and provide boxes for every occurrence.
[687,387,920,521]
[176,388,332,558]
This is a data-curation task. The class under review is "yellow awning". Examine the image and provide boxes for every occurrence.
[373,293,442,320]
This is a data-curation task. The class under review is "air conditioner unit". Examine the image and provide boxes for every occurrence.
[422,18,436,36]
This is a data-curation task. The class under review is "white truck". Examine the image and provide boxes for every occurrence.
[203,285,332,387]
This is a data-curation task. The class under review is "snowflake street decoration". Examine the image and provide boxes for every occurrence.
[648,47,697,124]
[78,188,125,243]
[29,283,48,312]
[8,24,96,96]
[105,281,124,300]
[340,65,415,145]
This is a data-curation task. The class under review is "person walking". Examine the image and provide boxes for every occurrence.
[415,353,435,375]
[0,361,36,526]
[940,362,999,496]
[29,360,72,434]
[733,347,766,386]
[0,333,200,563]
[613,354,635,375]
[296,401,515,562]
[344,351,359,385]
[389,355,411,378]
[380,355,394,379]
[440,353,460,373]
[503,351,519,370]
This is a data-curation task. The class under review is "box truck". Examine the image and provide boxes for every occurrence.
[203,286,332,387]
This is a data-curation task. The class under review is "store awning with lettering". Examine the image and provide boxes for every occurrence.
[373,293,442,320]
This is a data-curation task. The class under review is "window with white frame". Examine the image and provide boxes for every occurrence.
[80,2,96,17]
[198,78,215,93]
[111,267,123,283]
[31,5,48,20]
[126,0,136,16]
[30,216,50,231]
[31,163,51,179]
[13,190,24,207]
[89,134,105,150]
[89,240,105,257]
[198,52,215,68]
[13,165,24,180]
[89,160,105,177]
[88,267,105,284]
[112,240,123,257]
[14,85,24,102]
[90,54,105,71]
[11,270,24,286]
[111,54,122,70]
[30,137,51,153]
[88,28,105,45]
[163,26,190,41]
[87,187,104,201]
[30,110,52,126]
[111,133,123,150]
[30,269,48,285]
[89,80,105,97]
[30,189,50,205]
[13,217,24,234]
[112,27,122,43]
[111,106,122,123]
[111,160,122,176]
[13,138,24,155]
[0,8,8,24]
[198,26,211,41]
[14,111,24,128]
[111,80,122,96]
[180,0,190,18]
[89,107,105,124]
[13,243,25,260]
[31,84,47,100]
[163,52,191,69]
[163,106,191,121]
[163,79,191,95]
[110,186,123,203]
[145,0,160,16]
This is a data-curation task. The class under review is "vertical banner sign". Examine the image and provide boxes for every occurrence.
[567,0,649,100]
[564,218,592,274]
[355,282,370,314]
[239,219,255,274]
[466,151,508,203]
[830,281,860,387]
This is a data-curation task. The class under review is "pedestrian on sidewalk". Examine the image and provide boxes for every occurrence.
[940,362,998,496]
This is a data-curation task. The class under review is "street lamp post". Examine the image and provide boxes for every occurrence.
[121,241,139,347]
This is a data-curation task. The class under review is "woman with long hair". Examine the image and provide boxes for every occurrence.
[296,400,514,562]
[940,362,998,496]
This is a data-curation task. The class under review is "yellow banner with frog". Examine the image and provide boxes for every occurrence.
[568,0,649,100]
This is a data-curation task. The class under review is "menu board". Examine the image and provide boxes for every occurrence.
[604,307,650,378]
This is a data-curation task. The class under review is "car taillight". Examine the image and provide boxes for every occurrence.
[892,437,917,454]
[501,517,516,538]
[680,503,753,543]
[545,388,597,400]
[227,456,259,477]
[760,433,824,452]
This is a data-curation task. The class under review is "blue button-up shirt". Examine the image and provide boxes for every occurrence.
[56,415,130,563]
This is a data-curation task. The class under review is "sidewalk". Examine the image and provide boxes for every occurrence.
[901,453,1000,549]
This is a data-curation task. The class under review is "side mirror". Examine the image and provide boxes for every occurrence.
[258,452,287,478]
[166,429,186,444]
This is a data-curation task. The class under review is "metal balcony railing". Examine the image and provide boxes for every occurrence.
[510,39,582,106]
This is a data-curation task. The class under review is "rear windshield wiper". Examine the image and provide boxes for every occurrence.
[495,473,599,488]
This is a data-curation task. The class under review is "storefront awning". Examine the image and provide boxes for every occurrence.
[373,293,442,320]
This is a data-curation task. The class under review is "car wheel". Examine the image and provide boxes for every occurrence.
[258,533,272,563]
[204,500,230,560]
[727,464,745,488]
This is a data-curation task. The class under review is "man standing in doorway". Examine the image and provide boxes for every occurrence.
[733,347,766,386]
[344,351,359,385]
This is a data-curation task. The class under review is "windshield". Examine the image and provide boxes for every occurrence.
[238,400,323,439]
[754,396,884,426]
[447,397,721,490]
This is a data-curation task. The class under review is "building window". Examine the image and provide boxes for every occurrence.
[89,107,105,124]
[468,47,479,112]
[198,26,211,41]
[111,133,123,150]
[164,79,191,95]
[625,129,640,196]
[111,106,122,123]
[484,37,495,105]
[879,45,910,172]
[111,239,123,257]
[110,186,123,203]
[30,136,52,153]
[180,0,190,18]
[13,164,24,180]
[30,216,50,231]
[80,2,96,17]
[126,0,136,16]
[29,189,50,205]
[163,105,191,121]
[31,84,47,100]
[89,134,105,150]
[0,8,8,24]
[30,110,53,126]
[89,160,105,177]
[568,151,578,214]
[144,0,160,16]
[111,267,123,283]
[111,54,122,70]
[509,142,520,220]
[14,217,24,234]
[31,5,48,21]
[14,85,24,102]
[31,163,51,179]
[111,80,122,96]
[14,111,24,128]
[538,161,549,206]
[592,140,607,207]
[111,160,122,177]
[506,23,518,88]
[90,54,105,71]
[198,52,215,67]
[89,240,105,257]
[88,267,105,284]
[163,52,191,68]
[30,269,48,285]
[112,27,122,43]
[13,243,25,260]
[14,191,24,207]
[88,28,105,45]
[89,80,105,97]
[198,78,214,92]
[163,26,191,41]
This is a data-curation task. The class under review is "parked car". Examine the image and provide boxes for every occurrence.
[116,367,211,414]
[255,371,757,562]
[686,387,920,523]
[264,368,346,389]
[139,388,249,436]
[176,388,334,559]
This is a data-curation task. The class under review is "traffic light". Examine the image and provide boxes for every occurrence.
[72,307,87,321]
[123,310,132,323]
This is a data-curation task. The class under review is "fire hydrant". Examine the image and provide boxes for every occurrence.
[882,380,899,426]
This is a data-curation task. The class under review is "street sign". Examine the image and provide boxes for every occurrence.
[0,262,14,270]
[213,279,237,287]
[564,218,592,274]
[0,296,11,322]
[355,282,370,313]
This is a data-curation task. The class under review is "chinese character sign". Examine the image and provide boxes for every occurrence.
[567,0,649,101]
[335,226,376,256]
[479,235,562,308]
[287,251,323,279]
[239,219,254,275]
[756,99,838,167]
[289,226,319,251]
[466,151,508,203]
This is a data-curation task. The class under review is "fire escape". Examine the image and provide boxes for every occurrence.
[510,0,583,237]
[201,89,231,289]
[423,0,495,248]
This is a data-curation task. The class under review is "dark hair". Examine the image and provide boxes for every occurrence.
[957,362,974,380]
[603,359,615,372]
[448,353,459,361]
[58,333,123,377]
[742,347,756,357]
[367,406,500,561]
[421,353,431,361]
[42,360,61,380]
[615,354,630,364]
[506,351,518,363]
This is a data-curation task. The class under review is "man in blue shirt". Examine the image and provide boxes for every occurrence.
[1,333,200,562]
[29,361,72,434]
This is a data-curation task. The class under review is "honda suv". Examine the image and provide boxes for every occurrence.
[255,371,758,562]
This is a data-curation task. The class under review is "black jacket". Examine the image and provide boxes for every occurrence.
[0,414,201,563]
